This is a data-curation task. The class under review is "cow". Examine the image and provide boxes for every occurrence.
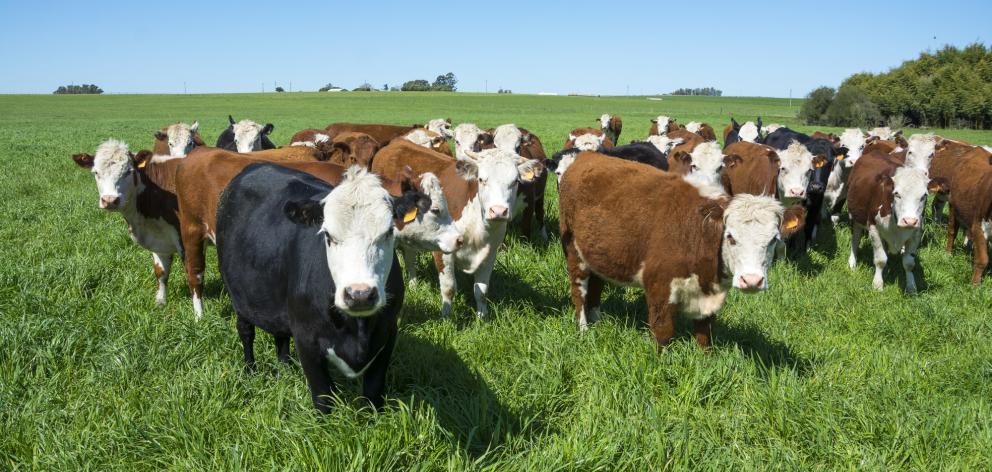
[649,115,680,136]
[564,128,614,150]
[678,141,725,188]
[824,128,870,224]
[869,126,901,141]
[71,140,183,308]
[175,147,459,318]
[426,118,453,139]
[371,140,542,318]
[683,121,718,141]
[944,146,992,284]
[720,141,780,197]
[929,139,981,223]
[547,140,680,183]
[325,119,449,146]
[847,149,934,293]
[723,117,763,147]
[289,128,332,147]
[491,124,550,240]
[215,164,430,412]
[558,151,804,347]
[290,130,381,167]
[216,115,276,152]
[153,121,204,157]
[403,128,454,156]
[903,133,942,171]
[762,123,784,135]
[762,133,831,251]
[452,123,493,160]
[598,114,623,144]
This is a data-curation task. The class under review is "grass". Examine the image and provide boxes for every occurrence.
[1,92,992,470]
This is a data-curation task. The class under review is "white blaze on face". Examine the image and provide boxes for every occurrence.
[738,122,760,143]
[89,139,137,210]
[319,167,396,317]
[599,114,611,131]
[165,121,198,156]
[890,167,929,228]
[453,123,484,160]
[869,126,896,141]
[777,140,816,203]
[839,128,868,168]
[685,121,703,134]
[233,120,265,152]
[721,194,786,291]
[426,118,453,139]
[398,172,461,253]
[571,133,604,151]
[493,124,523,153]
[687,142,724,187]
[645,135,683,154]
[464,148,538,221]
[904,133,938,170]
[652,115,672,135]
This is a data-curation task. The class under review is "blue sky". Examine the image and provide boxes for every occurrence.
[1,0,989,97]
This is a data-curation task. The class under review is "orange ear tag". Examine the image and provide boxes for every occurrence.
[784,218,799,230]
[815,160,826,168]
[522,170,535,180]
[836,154,845,161]
[403,208,418,223]
[137,160,148,169]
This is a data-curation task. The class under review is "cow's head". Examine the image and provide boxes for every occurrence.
[738,121,760,143]
[869,126,899,141]
[720,194,805,291]
[397,172,462,253]
[426,118,454,140]
[493,124,524,153]
[884,167,931,228]
[569,133,605,151]
[547,148,581,184]
[403,128,448,154]
[72,139,152,211]
[232,119,274,152]
[331,133,380,169]
[904,134,941,170]
[458,149,541,221]
[645,135,684,155]
[283,167,429,316]
[154,121,201,156]
[684,142,724,187]
[776,141,826,203]
[650,115,674,135]
[837,128,868,168]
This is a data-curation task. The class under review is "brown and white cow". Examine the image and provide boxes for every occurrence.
[847,148,935,293]
[452,123,494,160]
[563,128,614,151]
[325,119,450,147]
[944,146,992,284]
[403,128,454,156]
[71,140,184,307]
[153,121,204,157]
[371,140,542,318]
[598,114,623,145]
[649,115,680,136]
[175,146,460,317]
[558,151,804,346]
[289,128,332,147]
[426,118,454,140]
[290,130,382,167]
[721,141,780,197]
[683,121,718,142]
[929,138,981,223]
[491,124,550,240]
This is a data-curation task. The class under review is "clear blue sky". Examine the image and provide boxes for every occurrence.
[1,0,989,97]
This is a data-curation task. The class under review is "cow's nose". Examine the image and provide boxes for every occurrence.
[343,284,378,310]
[486,205,509,220]
[789,188,805,197]
[456,236,464,247]
[900,217,919,227]
[740,274,765,290]
[100,195,120,208]
[809,182,825,194]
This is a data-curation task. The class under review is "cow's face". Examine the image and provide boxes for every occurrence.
[722,195,804,291]
[651,115,672,135]
[71,139,143,211]
[869,127,897,141]
[458,149,541,221]
[776,141,824,202]
[493,124,523,153]
[599,114,611,130]
[156,121,199,156]
[453,123,484,159]
[398,172,461,252]
[645,136,683,155]
[887,167,929,228]
[738,122,760,143]
[233,120,274,152]
[687,142,724,187]
[838,128,867,168]
[549,149,581,184]
[427,118,454,139]
[904,134,939,170]
[570,133,604,151]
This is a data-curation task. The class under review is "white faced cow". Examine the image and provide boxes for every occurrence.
[904,133,940,170]
[738,121,761,143]
[399,172,462,286]
[426,118,454,139]
[154,121,201,157]
[776,140,820,205]
[824,128,870,223]
[685,142,725,187]
[216,115,276,152]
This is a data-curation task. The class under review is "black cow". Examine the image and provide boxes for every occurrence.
[215,163,428,412]
[216,115,276,152]
[724,117,764,148]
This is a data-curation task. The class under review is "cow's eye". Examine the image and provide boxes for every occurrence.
[479,178,488,185]
[893,192,901,198]
[726,233,737,245]
[690,164,699,171]
[324,233,338,246]
[430,208,441,215]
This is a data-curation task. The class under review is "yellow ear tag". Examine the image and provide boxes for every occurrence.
[137,160,148,169]
[836,154,845,160]
[784,218,799,230]
[815,160,826,169]
[522,169,535,180]
[403,207,418,223]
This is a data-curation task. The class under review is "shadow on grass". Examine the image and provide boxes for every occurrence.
[714,321,816,376]
[852,236,937,293]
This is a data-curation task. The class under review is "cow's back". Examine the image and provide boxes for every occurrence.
[326,123,416,145]
[847,151,900,225]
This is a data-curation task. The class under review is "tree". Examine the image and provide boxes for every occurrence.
[431,73,457,91]
[798,86,835,125]
[53,84,103,94]
[275,86,285,92]
[318,83,337,92]
[401,79,431,91]
[382,83,389,91]
[825,85,881,127]
[352,83,374,91]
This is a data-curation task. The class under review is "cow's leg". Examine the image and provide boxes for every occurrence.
[946,205,959,253]
[402,246,419,288]
[693,316,714,349]
[182,226,207,319]
[295,338,335,414]
[903,230,922,294]
[535,175,548,242]
[236,316,257,373]
[472,250,498,319]
[849,223,863,270]
[274,335,291,364]
[519,183,535,239]
[970,222,989,285]
[563,235,592,330]
[867,225,888,290]
[362,329,397,411]
[932,194,947,223]
[435,251,456,318]
[585,274,604,325]
[152,252,172,307]
[646,287,677,348]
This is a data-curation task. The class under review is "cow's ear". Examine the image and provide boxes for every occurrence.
[391,190,431,229]
[731,118,740,128]
[672,150,692,166]
[455,159,478,180]
[445,117,452,124]
[928,177,949,193]
[780,205,806,238]
[895,135,908,148]
[228,115,236,125]
[835,146,849,160]
[518,159,543,183]
[261,123,274,135]
[72,153,95,168]
[190,121,199,132]
[813,155,829,169]
[331,141,351,155]
[934,138,949,153]
[650,118,658,123]
[284,199,324,227]
[866,136,880,145]
[132,150,154,168]
[876,174,894,195]
[398,165,418,193]
[154,130,167,141]
[723,154,743,168]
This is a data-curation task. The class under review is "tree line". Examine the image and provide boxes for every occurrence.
[800,43,992,129]
[670,87,722,96]
[53,84,103,94]
[317,73,458,92]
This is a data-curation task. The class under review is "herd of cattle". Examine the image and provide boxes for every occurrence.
[69,112,992,412]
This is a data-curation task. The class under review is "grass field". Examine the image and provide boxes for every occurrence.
[2,92,992,470]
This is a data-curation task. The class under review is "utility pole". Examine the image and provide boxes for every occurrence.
[290,81,292,92]
[485,80,488,93]
[183,81,187,94]
[789,88,793,109]
[261,82,264,93]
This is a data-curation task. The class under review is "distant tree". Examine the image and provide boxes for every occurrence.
[53,84,103,94]
[275,86,285,92]
[389,86,400,91]
[318,83,337,92]
[497,89,513,94]
[825,85,882,127]
[798,86,835,125]
[353,83,374,91]
[382,83,389,91]
[670,87,721,96]
[431,72,457,91]
[401,79,431,91]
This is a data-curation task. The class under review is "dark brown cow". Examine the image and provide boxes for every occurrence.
[558,151,803,347]
[944,147,992,284]
[683,122,718,142]
[810,131,838,143]
[153,122,205,157]
[289,130,382,166]
[927,139,979,223]
[649,116,681,136]
[325,123,421,146]
[598,114,623,145]
[71,140,184,307]
[721,141,780,196]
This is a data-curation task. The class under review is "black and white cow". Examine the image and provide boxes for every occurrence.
[215,163,429,412]
[216,115,276,152]
[724,117,764,147]
[547,140,680,183]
